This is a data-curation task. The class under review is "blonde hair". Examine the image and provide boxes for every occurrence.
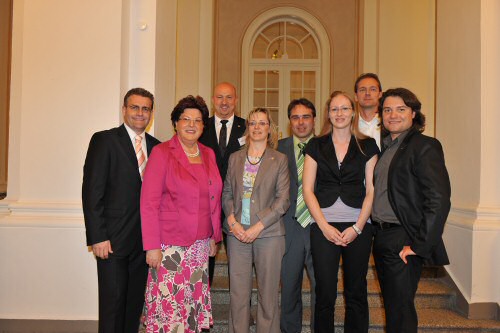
[321,91,369,154]
[244,107,278,149]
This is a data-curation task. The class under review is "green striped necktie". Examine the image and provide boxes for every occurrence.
[296,142,311,227]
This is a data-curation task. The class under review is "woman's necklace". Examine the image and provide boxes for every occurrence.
[183,144,200,158]
[246,149,265,165]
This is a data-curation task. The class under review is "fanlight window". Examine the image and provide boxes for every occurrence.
[252,21,318,60]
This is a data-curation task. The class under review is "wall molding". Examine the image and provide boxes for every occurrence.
[0,200,84,228]
[447,204,500,231]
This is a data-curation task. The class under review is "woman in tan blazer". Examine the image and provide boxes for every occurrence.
[222,108,290,333]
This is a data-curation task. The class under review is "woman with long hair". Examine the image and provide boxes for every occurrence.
[303,91,379,332]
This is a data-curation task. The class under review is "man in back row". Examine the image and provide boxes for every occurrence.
[199,82,246,284]
[354,73,383,148]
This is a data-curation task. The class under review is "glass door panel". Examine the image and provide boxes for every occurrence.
[250,68,319,139]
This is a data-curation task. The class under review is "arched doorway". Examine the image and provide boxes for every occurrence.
[241,7,330,138]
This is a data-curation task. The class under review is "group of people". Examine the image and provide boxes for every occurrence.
[82,74,451,333]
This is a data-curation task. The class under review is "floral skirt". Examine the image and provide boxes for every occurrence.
[144,238,213,333]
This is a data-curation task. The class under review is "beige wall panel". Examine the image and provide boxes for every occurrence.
[436,0,481,209]
[377,0,435,135]
[215,0,359,107]
[176,0,201,99]
[14,0,123,201]
[360,0,379,73]
[154,0,178,141]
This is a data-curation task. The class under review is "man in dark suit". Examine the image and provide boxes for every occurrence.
[278,98,316,333]
[82,88,161,333]
[372,88,451,333]
[199,82,246,283]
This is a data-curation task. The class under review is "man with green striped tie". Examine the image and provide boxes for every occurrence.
[278,98,316,333]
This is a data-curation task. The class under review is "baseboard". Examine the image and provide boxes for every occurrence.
[443,274,500,320]
[0,319,97,333]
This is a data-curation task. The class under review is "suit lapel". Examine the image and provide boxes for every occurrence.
[117,125,140,170]
[170,135,198,180]
[341,135,357,166]
[252,149,274,192]
[145,133,157,155]
[206,117,224,162]
[208,117,219,147]
[233,150,246,199]
[227,117,245,152]
[285,138,299,183]
[319,136,340,176]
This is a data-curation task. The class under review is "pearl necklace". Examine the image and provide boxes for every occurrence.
[184,144,200,158]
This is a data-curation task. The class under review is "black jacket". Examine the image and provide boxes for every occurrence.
[82,125,161,255]
[199,116,246,181]
[306,134,379,209]
[384,128,451,265]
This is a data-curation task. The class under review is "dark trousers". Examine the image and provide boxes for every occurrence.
[96,245,148,333]
[310,222,372,333]
[280,221,315,333]
[372,225,423,333]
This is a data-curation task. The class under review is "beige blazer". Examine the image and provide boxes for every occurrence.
[222,147,290,238]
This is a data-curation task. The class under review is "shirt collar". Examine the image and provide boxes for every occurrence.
[214,114,234,126]
[359,115,380,126]
[123,123,145,141]
[293,134,314,149]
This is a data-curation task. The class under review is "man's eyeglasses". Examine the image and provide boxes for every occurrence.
[357,87,379,94]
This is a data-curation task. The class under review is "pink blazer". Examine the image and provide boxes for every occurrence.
[141,135,223,250]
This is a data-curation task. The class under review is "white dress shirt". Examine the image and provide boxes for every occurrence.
[358,115,381,149]
[214,114,235,146]
[124,123,148,161]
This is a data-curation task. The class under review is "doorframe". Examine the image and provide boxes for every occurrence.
[241,6,330,138]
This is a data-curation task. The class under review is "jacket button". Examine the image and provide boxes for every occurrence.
[209,180,212,185]
[211,196,214,200]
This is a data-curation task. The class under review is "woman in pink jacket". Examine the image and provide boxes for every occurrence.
[140,95,223,333]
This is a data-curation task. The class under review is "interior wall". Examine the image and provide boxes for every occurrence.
[436,1,481,300]
[361,0,500,313]
[0,0,211,320]
[0,0,12,195]
[154,0,178,142]
[436,0,500,309]
[0,0,125,319]
[154,0,214,142]
[361,0,436,136]
[214,0,359,113]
